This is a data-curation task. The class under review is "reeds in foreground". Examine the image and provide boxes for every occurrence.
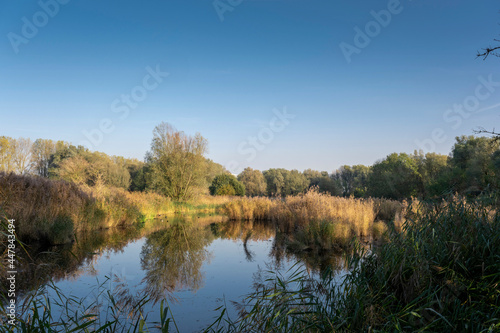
[208,197,500,332]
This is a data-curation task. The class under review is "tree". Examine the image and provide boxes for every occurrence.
[147,122,208,200]
[125,158,148,191]
[332,165,370,197]
[0,136,34,175]
[368,153,422,200]
[204,159,230,192]
[54,155,90,185]
[412,151,450,197]
[12,137,33,174]
[449,135,499,194]
[209,174,245,196]
[283,169,309,195]
[32,139,57,177]
[237,167,266,196]
[0,136,15,173]
[49,145,131,189]
[263,168,286,196]
[477,32,500,60]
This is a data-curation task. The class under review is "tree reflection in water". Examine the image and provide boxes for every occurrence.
[140,219,214,303]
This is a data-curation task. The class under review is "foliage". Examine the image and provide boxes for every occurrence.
[209,174,245,196]
[368,153,422,200]
[332,164,371,197]
[49,145,131,189]
[0,136,34,175]
[263,168,309,196]
[147,122,208,201]
[237,167,267,196]
[450,135,500,194]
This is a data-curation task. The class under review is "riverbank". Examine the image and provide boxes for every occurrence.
[1,173,404,247]
[0,172,230,245]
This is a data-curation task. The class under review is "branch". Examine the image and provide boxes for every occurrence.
[477,39,500,60]
[474,127,500,141]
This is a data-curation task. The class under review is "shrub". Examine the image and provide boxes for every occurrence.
[209,174,245,196]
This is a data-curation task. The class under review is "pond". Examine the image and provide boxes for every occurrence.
[3,216,349,332]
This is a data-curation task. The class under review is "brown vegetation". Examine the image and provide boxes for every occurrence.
[222,188,403,238]
[0,172,173,244]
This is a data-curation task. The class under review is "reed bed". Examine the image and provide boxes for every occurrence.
[207,197,500,332]
[0,173,173,245]
[221,189,399,238]
[0,172,103,244]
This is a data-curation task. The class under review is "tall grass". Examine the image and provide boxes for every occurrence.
[0,172,104,244]
[83,185,173,227]
[222,189,402,238]
[0,173,174,245]
[0,277,175,332]
[208,197,500,332]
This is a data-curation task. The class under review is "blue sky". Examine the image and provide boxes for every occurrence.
[1,0,499,173]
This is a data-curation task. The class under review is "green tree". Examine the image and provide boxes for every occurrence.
[209,174,245,196]
[125,158,148,191]
[147,122,208,200]
[237,167,266,196]
[204,159,230,192]
[32,139,58,177]
[333,165,370,197]
[304,169,340,195]
[140,223,213,302]
[412,151,451,197]
[263,168,286,196]
[283,169,309,195]
[450,135,499,194]
[368,153,422,200]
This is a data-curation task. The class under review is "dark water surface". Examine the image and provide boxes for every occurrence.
[6,216,347,332]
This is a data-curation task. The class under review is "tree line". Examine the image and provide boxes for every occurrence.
[2,123,499,201]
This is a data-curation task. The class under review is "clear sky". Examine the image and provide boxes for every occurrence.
[1,0,499,174]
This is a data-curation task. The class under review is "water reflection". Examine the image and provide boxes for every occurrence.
[140,221,214,302]
[2,216,350,326]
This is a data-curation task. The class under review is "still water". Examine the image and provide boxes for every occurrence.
[9,216,347,332]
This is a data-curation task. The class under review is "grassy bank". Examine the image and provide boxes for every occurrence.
[0,172,221,245]
[208,197,500,332]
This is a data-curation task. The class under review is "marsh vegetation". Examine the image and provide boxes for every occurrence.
[1,127,500,331]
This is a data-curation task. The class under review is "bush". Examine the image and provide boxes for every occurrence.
[209,174,245,196]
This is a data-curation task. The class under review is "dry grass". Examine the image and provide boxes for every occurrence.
[0,172,103,244]
[0,173,173,244]
[82,185,173,228]
[221,189,395,237]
